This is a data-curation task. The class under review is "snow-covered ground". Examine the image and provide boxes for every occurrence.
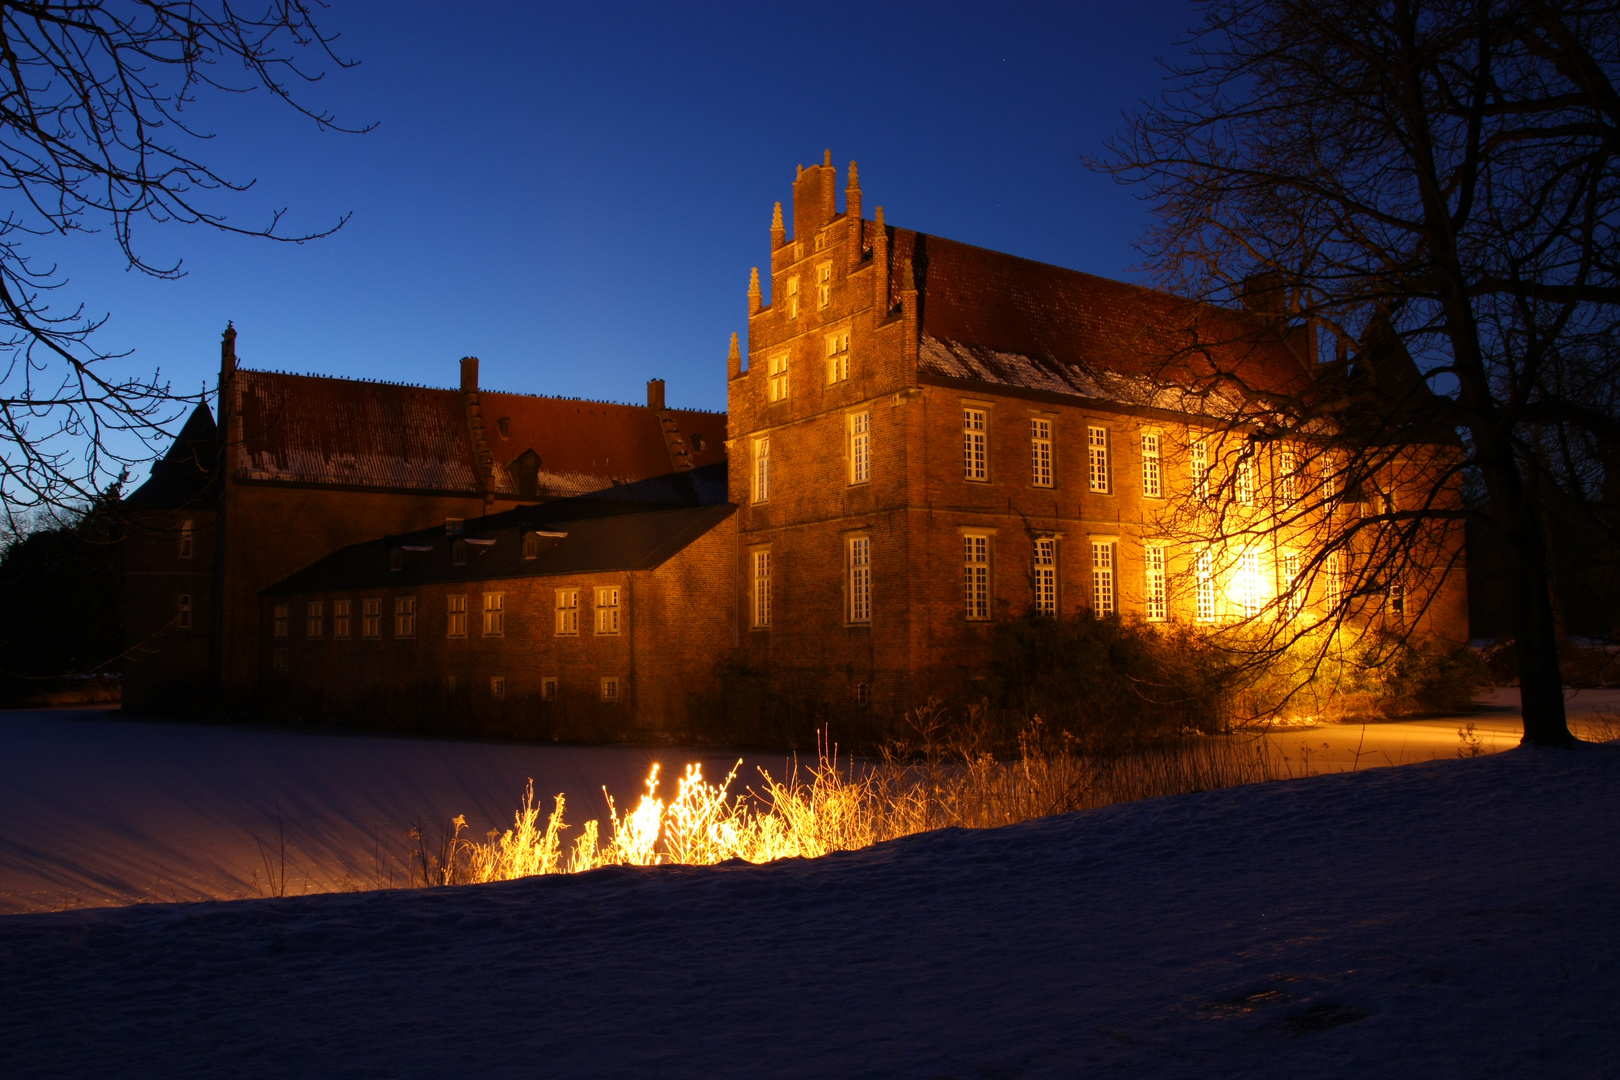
[1,688,1615,915]
[3,737,1616,1078]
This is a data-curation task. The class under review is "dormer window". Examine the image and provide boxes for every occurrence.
[521,530,565,560]
[452,539,467,566]
[389,546,405,572]
[497,417,510,438]
[445,518,464,536]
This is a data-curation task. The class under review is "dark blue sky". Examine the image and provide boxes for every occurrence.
[59,2,1196,416]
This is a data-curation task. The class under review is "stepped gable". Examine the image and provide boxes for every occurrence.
[230,370,725,497]
[891,231,1311,401]
[125,402,220,508]
[263,462,734,595]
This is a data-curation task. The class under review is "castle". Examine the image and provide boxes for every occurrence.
[122,152,1469,731]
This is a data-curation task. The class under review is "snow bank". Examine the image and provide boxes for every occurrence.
[3,743,1616,1079]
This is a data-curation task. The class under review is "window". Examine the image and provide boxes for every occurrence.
[1088,426,1110,493]
[363,599,382,639]
[1142,433,1162,498]
[555,588,579,635]
[1195,550,1215,622]
[963,408,988,482]
[849,411,870,484]
[1237,457,1255,506]
[786,275,799,319]
[178,519,194,560]
[963,534,991,620]
[451,539,468,566]
[271,648,287,672]
[854,682,870,706]
[395,596,416,638]
[490,676,506,700]
[847,536,871,624]
[817,261,832,308]
[1389,579,1406,620]
[522,532,542,559]
[752,438,770,503]
[1282,552,1302,617]
[541,677,558,701]
[1091,541,1115,616]
[1279,449,1298,505]
[1033,538,1057,616]
[752,549,771,628]
[306,600,324,639]
[482,593,505,636]
[595,587,620,634]
[1238,551,1263,618]
[1321,457,1339,511]
[1144,545,1167,621]
[445,518,464,536]
[389,547,406,573]
[1192,440,1209,500]
[826,331,850,383]
[1030,419,1053,488]
[334,599,352,639]
[273,603,289,640]
[768,353,789,403]
[601,675,621,702]
[177,593,193,630]
[446,594,467,638]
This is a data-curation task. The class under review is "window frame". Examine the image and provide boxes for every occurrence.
[395,596,416,638]
[962,532,992,621]
[825,330,850,384]
[1030,417,1053,488]
[362,598,382,639]
[1191,439,1210,501]
[1033,537,1057,616]
[334,599,352,640]
[768,352,789,403]
[817,261,833,309]
[1195,549,1216,622]
[752,437,770,503]
[178,519,194,560]
[848,410,871,485]
[272,603,289,640]
[786,275,799,319]
[306,600,324,640]
[446,594,468,638]
[1090,538,1116,616]
[846,534,872,625]
[1087,425,1111,494]
[482,592,505,637]
[177,592,193,630]
[594,586,621,635]
[601,675,621,702]
[555,588,579,636]
[1144,544,1167,621]
[962,407,989,483]
[1141,431,1162,499]
[751,547,771,629]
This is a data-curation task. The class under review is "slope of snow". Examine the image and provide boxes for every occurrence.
[3,743,1616,1079]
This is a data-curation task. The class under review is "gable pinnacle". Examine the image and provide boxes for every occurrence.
[770,201,785,248]
[847,160,859,191]
[823,148,832,168]
[748,266,762,315]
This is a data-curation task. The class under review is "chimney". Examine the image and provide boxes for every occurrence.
[821,149,836,224]
[460,356,479,393]
[900,257,919,365]
[220,322,237,378]
[846,161,863,270]
[647,378,666,410]
[873,206,890,314]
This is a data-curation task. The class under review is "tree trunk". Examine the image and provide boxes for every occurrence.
[1511,506,1576,747]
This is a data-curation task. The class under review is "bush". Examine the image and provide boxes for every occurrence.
[1343,631,1489,717]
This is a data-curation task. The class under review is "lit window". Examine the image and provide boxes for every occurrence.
[768,353,789,402]
[1091,541,1115,616]
[847,536,871,624]
[555,588,579,635]
[306,600,324,639]
[849,411,870,484]
[1326,552,1344,610]
[601,675,620,702]
[178,519,194,560]
[1030,419,1052,488]
[177,593,193,630]
[1144,545,1167,621]
[752,549,771,628]
[817,262,832,308]
[1088,426,1110,493]
[541,677,558,701]
[1237,457,1255,506]
[963,409,988,482]
[963,534,991,620]
[482,593,505,637]
[446,594,467,638]
[395,596,416,638]
[1196,550,1215,622]
[786,276,799,319]
[363,599,381,639]
[273,603,289,640]
[490,676,506,700]
[1142,433,1162,498]
[1238,551,1263,618]
[1192,440,1209,500]
[1389,579,1406,620]
[1033,538,1057,616]
[1278,449,1298,505]
[595,587,620,634]
[1321,456,1339,511]
[752,438,770,503]
[334,599,352,639]
[826,331,850,383]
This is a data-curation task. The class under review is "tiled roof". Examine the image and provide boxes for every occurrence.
[892,230,1310,399]
[125,403,221,509]
[264,464,734,594]
[231,370,726,496]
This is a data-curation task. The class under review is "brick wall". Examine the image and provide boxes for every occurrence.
[122,508,216,710]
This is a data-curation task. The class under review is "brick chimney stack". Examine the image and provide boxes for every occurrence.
[873,206,889,314]
[460,356,479,393]
[647,378,666,410]
[220,322,237,379]
[821,149,836,224]
[846,161,862,270]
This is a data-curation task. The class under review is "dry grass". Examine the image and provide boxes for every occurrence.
[405,707,1293,888]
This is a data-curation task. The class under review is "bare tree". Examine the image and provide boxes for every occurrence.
[1100,0,1620,746]
[0,0,366,524]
